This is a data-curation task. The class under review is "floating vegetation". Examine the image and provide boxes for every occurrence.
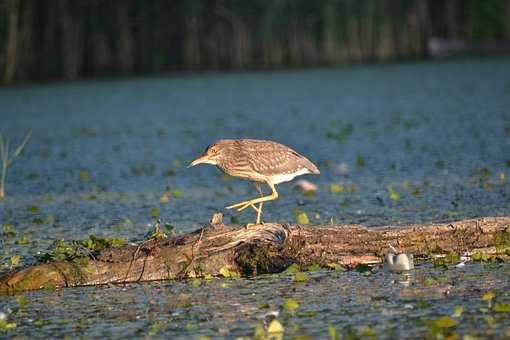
[2,223,15,237]
[130,163,156,176]
[282,298,299,314]
[150,207,160,218]
[329,182,357,195]
[9,255,20,268]
[39,235,126,263]
[387,186,401,202]
[325,123,353,143]
[219,266,241,279]
[434,160,445,169]
[283,263,300,274]
[267,319,284,334]
[324,263,346,271]
[26,205,40,214]
[328,325,340,340]
[452,306,463,318]
[145,219,170,240]
[159,193,170,204]
[427,315,457,338]
[482,291,495,302]
[78,170,90,182]
[0,319,16,331]
[294,209,310,225]
[493,302,510,313]
[172,189,182,198]
[329,183,344,194]
[355,154,365,168]
[293,271,308,283]
[432,253,461,269]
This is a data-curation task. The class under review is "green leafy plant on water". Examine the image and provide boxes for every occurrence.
[427,315,457,338]
[0,130,31,201]
[282,298,299,314]
[325,123,353,143]
[39,235,126,263]
[294,209,310,225]
[0,319,16,331]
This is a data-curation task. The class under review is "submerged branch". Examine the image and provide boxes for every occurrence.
[1,215,509,293]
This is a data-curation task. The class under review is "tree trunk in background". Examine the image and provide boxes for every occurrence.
[59,0,83,80]
[505,0,510,41]
[184,16,201,70]
[115,1,134,74]
[3,0,19,84]
[1,0,509,83]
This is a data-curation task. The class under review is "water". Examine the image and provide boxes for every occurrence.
[1,57,509,338]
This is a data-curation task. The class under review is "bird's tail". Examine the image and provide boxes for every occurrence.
[302,157,320,175]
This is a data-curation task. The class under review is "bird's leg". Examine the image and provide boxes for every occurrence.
[226,182,278,213]
[254,182,264,224]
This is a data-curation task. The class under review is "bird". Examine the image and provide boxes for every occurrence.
[188,139,320,225]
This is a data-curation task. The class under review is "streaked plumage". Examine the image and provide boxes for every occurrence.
[188,139,320,225]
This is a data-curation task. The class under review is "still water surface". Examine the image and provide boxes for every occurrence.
[1,58,509,338]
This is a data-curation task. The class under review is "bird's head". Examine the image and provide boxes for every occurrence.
[187,142,225,167]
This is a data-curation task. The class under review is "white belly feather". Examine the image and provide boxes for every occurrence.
[271,168,311,184]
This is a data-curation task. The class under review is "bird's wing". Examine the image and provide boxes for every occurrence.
[238,140,319,176]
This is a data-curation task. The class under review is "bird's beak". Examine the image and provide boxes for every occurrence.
[187,154,210,168]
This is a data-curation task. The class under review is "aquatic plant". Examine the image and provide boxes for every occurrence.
[0,130,31,201]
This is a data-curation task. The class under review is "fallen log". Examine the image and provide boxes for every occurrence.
[1,215,509,294]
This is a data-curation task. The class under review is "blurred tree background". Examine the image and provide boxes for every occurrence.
[1,0,509,84]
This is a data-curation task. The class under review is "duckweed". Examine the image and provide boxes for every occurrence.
[282,298,299,313]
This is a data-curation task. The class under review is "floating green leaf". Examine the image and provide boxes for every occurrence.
[452,306,463,317]
[356,154,365,168]
[2,224,15,237]
[267,319,284,333]
[387,186,401,202]
[324,263,346,271]
[26,205,40,214]
[432,316,458,328]
[329,183,344,194]
[283,263,300,274]
[482,291,495,301]
[10,255,20,267]
[150,207,160,218]
[295,210,310,225]
[253,323,266,340]
[219,266,241,279]
[306,263,321,272]
[493,302,510,313]
[282,298,299,313]
[79,170,90,182]
[0,319,16,331]
[328,325,340,340]
[293,272,308,283]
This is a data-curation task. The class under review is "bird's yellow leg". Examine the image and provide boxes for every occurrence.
[226,182,278,212]
[244,183,264,226]
[254,182,264,224]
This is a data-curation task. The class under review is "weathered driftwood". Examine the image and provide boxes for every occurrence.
[1,215,509,294]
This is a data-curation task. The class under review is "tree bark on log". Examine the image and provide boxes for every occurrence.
[1,215,509,294]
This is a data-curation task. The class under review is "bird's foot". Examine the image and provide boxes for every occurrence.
[226,200,257,211]
[245,221,264,229]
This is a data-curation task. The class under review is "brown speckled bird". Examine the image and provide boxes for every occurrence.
[188,139,320,224]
